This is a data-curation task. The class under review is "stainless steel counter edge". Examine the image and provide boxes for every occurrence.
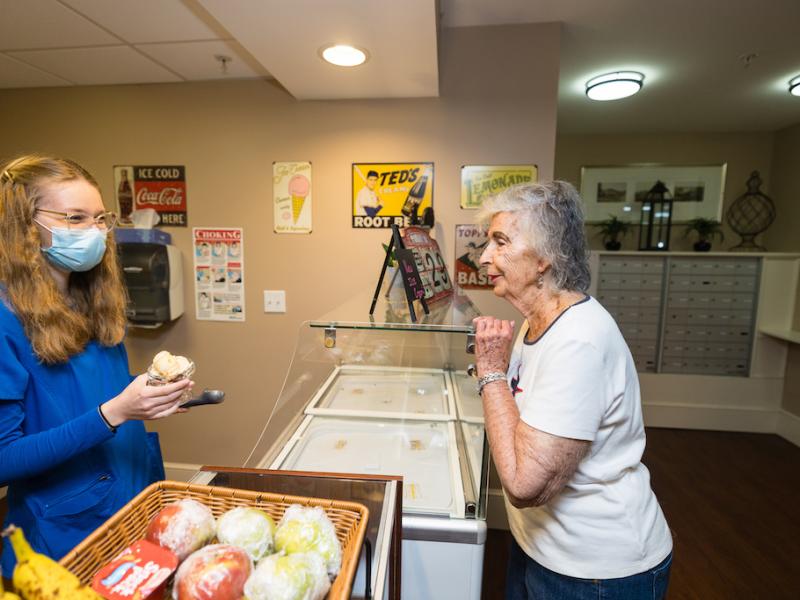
[402,515,487,544]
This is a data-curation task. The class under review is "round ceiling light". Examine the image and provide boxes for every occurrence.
[320,44,368,67]
[790,75,800,97]
[585,71,644,101]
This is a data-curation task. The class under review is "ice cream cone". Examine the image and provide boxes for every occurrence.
[291,195,306,222]
[287,174,310,224]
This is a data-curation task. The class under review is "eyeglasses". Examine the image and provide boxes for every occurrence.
[36,208,118,231]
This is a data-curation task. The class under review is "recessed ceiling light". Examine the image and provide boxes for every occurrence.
[790,75,800,97]
[585,71,644,101]
[320,44,368,67]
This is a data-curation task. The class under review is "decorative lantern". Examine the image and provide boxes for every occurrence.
[638,180,673,251]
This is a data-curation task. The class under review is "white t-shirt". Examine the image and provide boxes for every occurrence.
[356,187,380,213]
[503,296,672,579]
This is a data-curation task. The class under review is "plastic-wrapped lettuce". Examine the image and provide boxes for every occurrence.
[217,506,276,561]
[274,505,342,578]
[243,552,330,600]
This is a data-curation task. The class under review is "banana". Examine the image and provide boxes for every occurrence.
[1,526,101,600]
[1,576,22,600]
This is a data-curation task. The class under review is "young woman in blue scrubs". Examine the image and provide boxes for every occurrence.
[0,155,193,576]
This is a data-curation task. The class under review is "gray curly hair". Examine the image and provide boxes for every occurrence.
[476,181,591,292]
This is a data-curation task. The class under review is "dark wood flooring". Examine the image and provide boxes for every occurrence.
[481,428,800,600]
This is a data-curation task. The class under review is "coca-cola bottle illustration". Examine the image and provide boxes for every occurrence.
[401,167,430,222]
[117,169,133,220]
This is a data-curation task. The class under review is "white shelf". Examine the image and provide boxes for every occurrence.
[759,327,800,344]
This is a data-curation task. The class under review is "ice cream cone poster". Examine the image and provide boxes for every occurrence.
[352,162,434,228]
[460,165,537,209]
[273,161,312,233]
[455,224,491,290]
[193,227,245,321]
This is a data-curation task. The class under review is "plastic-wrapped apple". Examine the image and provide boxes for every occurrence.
[173,544,252,600]
[145,499,216,561]
[274,505,341,578]
[216,506,276,562]
[243,552,329,600]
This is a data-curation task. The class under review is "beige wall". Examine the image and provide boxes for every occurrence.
[764,123,800,253]
[768,123,800,416]
[0,23,561,466]
[555,132,775,251]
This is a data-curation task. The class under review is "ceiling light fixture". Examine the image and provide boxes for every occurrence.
[585,71,644,101]
[790,75,800,97]
[320,44,368,67]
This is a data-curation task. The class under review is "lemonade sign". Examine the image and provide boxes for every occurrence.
[460,165,538,209]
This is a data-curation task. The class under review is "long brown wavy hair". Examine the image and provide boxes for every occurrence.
[0,155,127,364]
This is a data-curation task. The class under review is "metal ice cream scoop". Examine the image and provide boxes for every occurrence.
[181,389,225,408]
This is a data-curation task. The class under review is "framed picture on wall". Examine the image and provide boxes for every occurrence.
[579,164,727,223]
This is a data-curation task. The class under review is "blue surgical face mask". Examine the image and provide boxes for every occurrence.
[34,221,108,272]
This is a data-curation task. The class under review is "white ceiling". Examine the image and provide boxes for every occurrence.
[0,0,798,134]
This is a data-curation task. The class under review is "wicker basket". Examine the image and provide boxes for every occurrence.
[59,480,369,599]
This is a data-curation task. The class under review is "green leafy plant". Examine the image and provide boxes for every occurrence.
[683,218,724,243]
[593,215,632,250]
[382,243,398,267]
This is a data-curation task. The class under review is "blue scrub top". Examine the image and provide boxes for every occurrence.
[0,295,165,576]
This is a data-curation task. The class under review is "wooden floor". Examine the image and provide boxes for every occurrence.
[481,428,800,600]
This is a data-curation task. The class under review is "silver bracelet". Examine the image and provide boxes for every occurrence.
[478,371,507,396]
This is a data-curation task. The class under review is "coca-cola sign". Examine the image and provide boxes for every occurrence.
[114,165,188,227]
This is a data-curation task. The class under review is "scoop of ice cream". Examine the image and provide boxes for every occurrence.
[288,174,310,198]
[151,350,193,381]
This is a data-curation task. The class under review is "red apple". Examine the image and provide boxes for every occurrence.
[173,544,252,600]
[145,499,216,561]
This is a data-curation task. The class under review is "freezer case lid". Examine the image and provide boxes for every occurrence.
[279,417,463,517]
[452,371,484,423]
[310,366,453,419]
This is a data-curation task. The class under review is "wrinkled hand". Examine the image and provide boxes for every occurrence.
[473,316,515,377]
[102,374,194,426]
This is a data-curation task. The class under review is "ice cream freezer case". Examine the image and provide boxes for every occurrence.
[243,293,490,600]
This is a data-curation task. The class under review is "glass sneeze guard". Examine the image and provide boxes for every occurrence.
[244,286,489,521]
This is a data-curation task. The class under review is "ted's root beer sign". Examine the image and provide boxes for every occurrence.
[352,162,433,229]
[114,165,188,227]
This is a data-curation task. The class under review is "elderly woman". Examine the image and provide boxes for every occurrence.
[474,181,673,599]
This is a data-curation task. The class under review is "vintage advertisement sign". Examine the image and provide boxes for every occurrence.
[114,165,188,226]
[352,162,433,229]
[454,224,491,290]
[193,227,245,322]
[460,164,537,209]
[274,161,312,233]
[401,226,453,303]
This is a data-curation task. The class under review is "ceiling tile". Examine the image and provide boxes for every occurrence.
[63,0,221,44]
[0,53,73,88]
[136,40,264,80]
[8,46,181,85]
[197,0,439,100]
[0,0,118,50]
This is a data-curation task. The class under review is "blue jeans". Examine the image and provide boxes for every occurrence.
[505,538,672,599]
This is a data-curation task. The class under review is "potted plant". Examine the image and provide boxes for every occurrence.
[684,218,724,252]
[594,215,632,251]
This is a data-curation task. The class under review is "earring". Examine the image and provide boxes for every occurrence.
[537,273,544,288]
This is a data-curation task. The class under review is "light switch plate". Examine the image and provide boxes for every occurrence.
[263,290,286,313]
